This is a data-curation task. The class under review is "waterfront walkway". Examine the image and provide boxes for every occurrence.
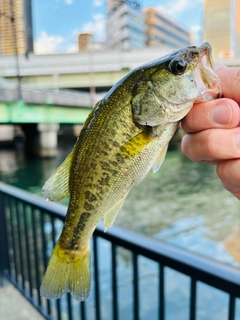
[0,281,44,320]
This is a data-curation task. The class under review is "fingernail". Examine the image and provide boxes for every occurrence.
[209,103,232,124]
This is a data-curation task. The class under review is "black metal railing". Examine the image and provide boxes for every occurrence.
[0,182,239,320]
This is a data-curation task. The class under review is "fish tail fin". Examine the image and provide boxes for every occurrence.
[40,241,91,301]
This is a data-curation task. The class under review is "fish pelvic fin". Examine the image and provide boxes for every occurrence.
[152,143,169,173]
[104,192,129,232]
[42,149,75,201]
[40,242,91,301]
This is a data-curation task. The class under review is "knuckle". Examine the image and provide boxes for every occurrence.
[204,130,218,159]
[233,68,240,84]
[227,67,240,88]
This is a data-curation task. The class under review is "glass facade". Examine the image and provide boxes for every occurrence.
[106,2,146,50]
[142,7,192,49]
[153,24,190,47]
[106,3,192,51]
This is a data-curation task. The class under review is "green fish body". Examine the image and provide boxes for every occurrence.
[40,42,221,300]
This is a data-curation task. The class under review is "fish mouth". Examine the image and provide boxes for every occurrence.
[193,42,222,102]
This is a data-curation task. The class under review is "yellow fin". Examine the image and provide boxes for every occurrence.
[152,144,168,173]
[119,131,155,159]
[104,193,128,232]
[40,242,91,301]
[42,150,75,201]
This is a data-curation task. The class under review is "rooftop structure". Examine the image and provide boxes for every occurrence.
[107,0,140,14]
[78,33,93,51]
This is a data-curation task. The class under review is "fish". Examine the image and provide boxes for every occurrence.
[40,42,221,301]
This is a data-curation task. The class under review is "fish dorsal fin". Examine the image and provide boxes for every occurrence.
[42,149,75,201]
[104,193,129,232]
[152,143,168,173]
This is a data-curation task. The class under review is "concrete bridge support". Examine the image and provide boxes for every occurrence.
[22,123,59,158]
[0,125,14,142]
[37,123,59,157]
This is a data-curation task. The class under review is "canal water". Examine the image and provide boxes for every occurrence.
[0,138,240,319]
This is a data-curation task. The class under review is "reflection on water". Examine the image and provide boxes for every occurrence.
[0,141,239,269]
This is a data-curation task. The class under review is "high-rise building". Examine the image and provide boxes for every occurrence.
[142,7,193,49]
[203,0,240,59]
[24,0,33,54]
[0,0,33,55]
[106,1,193,51]
[106,0,146,50]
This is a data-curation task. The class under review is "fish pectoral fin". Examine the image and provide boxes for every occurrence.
[152,143,168,173]
[40,242,91,301]
[120,131,155,158]
[42,149,75,201]
[104,193,129,232]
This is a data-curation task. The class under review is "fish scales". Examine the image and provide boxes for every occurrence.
[40,42,221,301]
[61,91,154,249]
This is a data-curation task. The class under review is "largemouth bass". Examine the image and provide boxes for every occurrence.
[40,42,221,301]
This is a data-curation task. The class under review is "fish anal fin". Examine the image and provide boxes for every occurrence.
[40,242,91,301]
[104,193,129,232]
[42,150,75,201]
[152,143,168,173]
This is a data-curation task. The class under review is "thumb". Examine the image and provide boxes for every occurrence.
[215,64,240,105]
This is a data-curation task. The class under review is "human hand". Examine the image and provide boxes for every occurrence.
[181,64,240,199]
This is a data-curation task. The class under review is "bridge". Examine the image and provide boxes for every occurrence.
[0,47,172,90]
[0,80,105,157]
[1,47,239,90]
[0,80,103,124]
[0,47,239,157]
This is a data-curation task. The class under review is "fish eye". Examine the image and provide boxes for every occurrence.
[169,58,188,75]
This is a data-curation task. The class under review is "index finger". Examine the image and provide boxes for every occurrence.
[216,64,240,105]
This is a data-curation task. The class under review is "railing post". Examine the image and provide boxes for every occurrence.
[159,264,165,320]
[189,278,197,320]
[133,253,139,320]
[0,192,10,286]
[228,295,235,320]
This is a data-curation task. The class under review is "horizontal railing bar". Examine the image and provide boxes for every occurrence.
[0,182,67,219]
[1,182,240,298]
[95,222,240,297]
